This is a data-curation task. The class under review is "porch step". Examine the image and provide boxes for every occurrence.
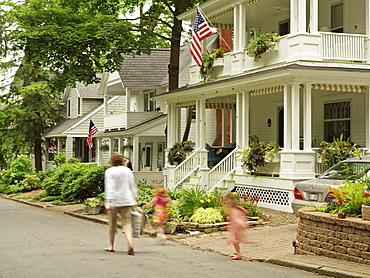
[182,182,201,188]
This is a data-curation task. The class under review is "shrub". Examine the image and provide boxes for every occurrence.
[53,152,66,167]
[137,179,156,207]
[189,207,224,224]
[40,195,62,202]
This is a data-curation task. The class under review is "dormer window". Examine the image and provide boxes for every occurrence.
[77,97,81,115]
[67,99,71,118]
[144,90,156,112]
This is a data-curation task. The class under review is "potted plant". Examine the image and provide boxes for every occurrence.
[120,143,133,153]
[316,135,361,170]
[99,144,110,152]
[199,48,224,82]
[167,140,194,165]
[245,30,280,61]
[84,196,104,215]
[241,142,279,175]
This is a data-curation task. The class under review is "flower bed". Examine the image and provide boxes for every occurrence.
[296,209,370,264]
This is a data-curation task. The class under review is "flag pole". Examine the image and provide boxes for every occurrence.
[196,6,236,58]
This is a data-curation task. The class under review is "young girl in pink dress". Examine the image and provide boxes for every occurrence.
[144,187,172,240]
[224,192,249,260]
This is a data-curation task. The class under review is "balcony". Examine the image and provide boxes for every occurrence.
[104,111,163,131]
[189,33,369,85]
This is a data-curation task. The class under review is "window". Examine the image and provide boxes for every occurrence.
[113,138,119,152]
[157,142,165,170]
[279,19,290,36]
[77,97,81,115]
[331,2,343,33]
[144,90,156,112]
[67,99,71,117]
[324,101,350,142]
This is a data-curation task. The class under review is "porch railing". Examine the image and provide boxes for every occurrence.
[207,148,239,192]
[173,147,202,187]
[321,33,366,61]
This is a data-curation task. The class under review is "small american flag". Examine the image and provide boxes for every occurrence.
[87,120,98,149]
[190,8,213,66]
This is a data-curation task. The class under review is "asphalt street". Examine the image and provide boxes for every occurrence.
[0,198,329,278]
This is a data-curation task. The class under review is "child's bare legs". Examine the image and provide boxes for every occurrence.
[232,243,242,260]
[157,222,164,235]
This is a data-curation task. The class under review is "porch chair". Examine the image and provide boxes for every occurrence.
[205,143,224,168]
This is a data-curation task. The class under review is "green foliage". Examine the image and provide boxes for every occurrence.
[84,194,104,207]
[0,155,41,193]
[245,30,280,61]
[189,207,224,224]
[241,142,279,174]
[137,179,156,207]
[42,163,108,202]
[167,140,194,165]
[40,195,62,202]
[317,135,361,170]
[53,153,66,168]
[52,200,64,205]
[235,194,261,217]
[32,190,47,200]
[199,48,224,82]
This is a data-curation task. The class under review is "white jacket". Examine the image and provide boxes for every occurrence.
[104,166,138,207]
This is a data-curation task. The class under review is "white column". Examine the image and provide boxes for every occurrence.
[367,0,370,36]
[241,91,249,148]
[222,109,227,145]
[167,103,175,147]
[290,0,298,34]
[233,5,240,52]
[303,83,312,150]
[298,0,307,33]
[310,0,318,33]
[236,92,243,147]
[291,83,300,150]
[132,136,140,171]
[196,99,206,148]
[104,96,109,116]
[97,138,102,165]
[283,84,292,150]
[238,3,247,52]
[125,88,131,112]
[366,86,370,151]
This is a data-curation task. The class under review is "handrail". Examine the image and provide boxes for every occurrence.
[173,147,202,188]
[207,148,239,192]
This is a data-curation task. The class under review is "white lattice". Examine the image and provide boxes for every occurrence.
[234,186,290,207]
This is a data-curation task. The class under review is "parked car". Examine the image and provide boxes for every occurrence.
[292,156,370,213]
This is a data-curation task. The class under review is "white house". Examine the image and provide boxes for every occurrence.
[155,0,370,212]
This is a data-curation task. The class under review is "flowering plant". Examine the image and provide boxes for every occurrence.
[47,146,58,153]
[200,48,224,82]
[245,30,280,61]
[167,140,194,165]
[317,135,361,170]
[84,197,104,208]
[241,141,279,174]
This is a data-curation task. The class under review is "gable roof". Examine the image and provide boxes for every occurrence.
[119,49,171,87]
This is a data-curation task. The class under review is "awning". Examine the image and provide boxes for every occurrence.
[249,85,284,96]
[176,101,235,109]
[312,84,366,93]
[248,0,261,5]
[209,8,233,21]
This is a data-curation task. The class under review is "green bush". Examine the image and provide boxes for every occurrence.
[42,162,108,202]
[53,152,66,167]
[0,155,40,193]
[137,179,156,207]
[189,207,224,224]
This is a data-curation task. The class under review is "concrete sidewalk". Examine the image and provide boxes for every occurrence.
[5,196,370,278]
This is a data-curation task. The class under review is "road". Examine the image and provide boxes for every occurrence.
[0,198,328,278]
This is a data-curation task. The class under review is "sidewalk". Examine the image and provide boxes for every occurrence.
[5,196,370,278]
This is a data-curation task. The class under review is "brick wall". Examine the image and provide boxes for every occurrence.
[296,209,370,265]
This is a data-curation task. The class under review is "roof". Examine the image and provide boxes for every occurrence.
[119,49,171,87]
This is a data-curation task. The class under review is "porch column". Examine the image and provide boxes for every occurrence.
[167,103,176,147]
[96,138,102,166]
[290,0,298,34]
[65,136,73,161]
[196,99,206,148]
[283,84,292,150]
[233,5,240,52]
[291,83,300,150]
[222,109,227,145]
[238,2,247,52]
[132,136,140,171]
[235,92,243,147]
[298,0,307,33]
[309,0,318,33]
[366,86,370,152]
[367,0,370,36]
[303,83,313,150]
[125,88,131,112]
[241,91,249,148]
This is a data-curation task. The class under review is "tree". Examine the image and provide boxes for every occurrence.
[0,0,150,170]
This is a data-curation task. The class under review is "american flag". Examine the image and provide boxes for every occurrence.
[190,8,213,66]
[87,120,98,149]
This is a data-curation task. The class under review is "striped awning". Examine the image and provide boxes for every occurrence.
[248,0,261,5]
[176,101,235,109]
[209,8,233,21]
[249,85,284,96]
[176,101,196,108]
[312,84,366,93]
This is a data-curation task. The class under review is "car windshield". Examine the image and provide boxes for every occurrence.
[319,161,370,180]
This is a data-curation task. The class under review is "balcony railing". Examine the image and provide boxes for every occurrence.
[104,111,163,130]
[321,32,366,61]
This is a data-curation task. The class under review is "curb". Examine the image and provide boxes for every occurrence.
[265,258,370,278]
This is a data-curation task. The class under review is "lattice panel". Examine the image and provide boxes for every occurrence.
[234,186,290,207]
